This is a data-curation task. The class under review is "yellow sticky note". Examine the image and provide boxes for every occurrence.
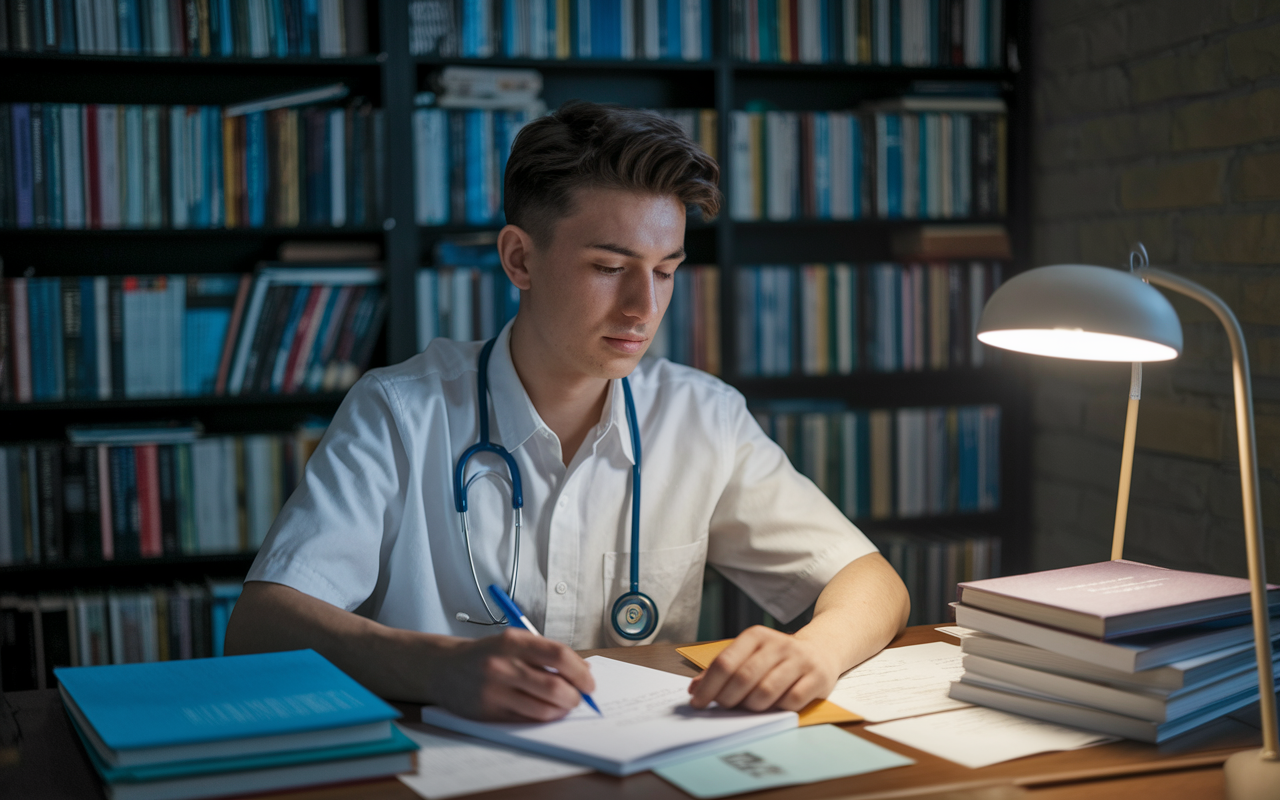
[676,640,863,727]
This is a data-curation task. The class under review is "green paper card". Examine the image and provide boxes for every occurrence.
[654,724,914,799]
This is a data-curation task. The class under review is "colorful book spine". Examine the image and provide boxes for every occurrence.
[0,101,382,231]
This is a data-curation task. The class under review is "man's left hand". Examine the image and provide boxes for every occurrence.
[686,625,841,712]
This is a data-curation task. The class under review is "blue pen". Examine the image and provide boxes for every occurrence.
[487,584,603,716]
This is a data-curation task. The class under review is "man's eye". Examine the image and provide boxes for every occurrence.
[655,270,674,280]
[595,265,624,275]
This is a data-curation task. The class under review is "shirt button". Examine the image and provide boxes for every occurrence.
[555,582,568,595]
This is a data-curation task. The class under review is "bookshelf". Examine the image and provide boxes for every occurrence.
[1,2,1033,641]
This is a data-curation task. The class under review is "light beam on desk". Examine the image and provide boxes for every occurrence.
[975,251,1278,800]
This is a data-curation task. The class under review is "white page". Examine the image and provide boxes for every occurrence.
[864,706,1115,768]
[935,626,978,639]
[395,725,589,799]
[421,656,797,774]
[827,642,971,722]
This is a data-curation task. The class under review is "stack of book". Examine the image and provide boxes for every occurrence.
[752,402,1000,520]
[0,421,327,565]
[55,650,416,800]
[729,0,1004,66]
[727,101,1006,222]
[0,265,384,402]
[0,0,369,57]
[950,560,1280,743]
[408,0,712,60]
[735,261,1002,377]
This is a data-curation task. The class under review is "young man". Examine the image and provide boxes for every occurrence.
[225,102,909,722]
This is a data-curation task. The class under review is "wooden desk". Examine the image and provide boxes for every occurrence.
[2,626,1270,800]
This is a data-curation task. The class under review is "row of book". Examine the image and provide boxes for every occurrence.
[0,582,242,691]
[0,100,385,230]
[0,0,369,56]
[952,561,1280,743]
[870,530,1001,626]
[753,403,1000,521]
[728,104,1006,221]
[412,105,715,226]
[735,261,1001,377]
[408,0,712,60]
[0,423,326,565]
[729,0,1004,66]
[0,267,385,402]
[645,264,720,375]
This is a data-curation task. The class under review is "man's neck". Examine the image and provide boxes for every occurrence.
[508,316,610,467]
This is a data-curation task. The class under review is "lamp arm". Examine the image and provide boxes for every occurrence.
[1139,266,1277,761]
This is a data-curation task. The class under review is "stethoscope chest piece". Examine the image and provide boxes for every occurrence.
[611,591,659,640]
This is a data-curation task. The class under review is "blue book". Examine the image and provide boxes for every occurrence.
[814,113,830,218]
[591,0,618,58]
[302,0,318,54]
[465,111,485,224]
[45,104,63,229]
[958,407,979,511]
[247,111,266,227]
[12,104,33,229]
[54,650,402,768]
[758,0,775,61]
[664,0,681,57]
[883,113,902,218]
[272,0,289,56]
[120,0,141,54]
[70,719,415,800]
[303,287,344,379]
[219,0,234,55]
[47,278,66,399]
[207,107,224,227]
[850,115,862,218]
[701,0,711,60]
[28,279,50,399]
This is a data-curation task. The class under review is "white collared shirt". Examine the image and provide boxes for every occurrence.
[247,320,878,649]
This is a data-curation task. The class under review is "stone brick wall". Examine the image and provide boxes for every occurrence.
[1028,0,1280,578]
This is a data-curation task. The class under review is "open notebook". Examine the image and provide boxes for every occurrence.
[420,656,797,776]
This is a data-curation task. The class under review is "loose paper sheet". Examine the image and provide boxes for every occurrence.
[395,725,589,799]
[654,724,914,798]
[827,642,971,722]
[863,706,1115,769]
[676,640,862,726]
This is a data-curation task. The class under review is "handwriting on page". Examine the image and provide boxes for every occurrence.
[826,642,970,722]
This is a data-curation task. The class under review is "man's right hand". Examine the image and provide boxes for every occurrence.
[420,627,597,722]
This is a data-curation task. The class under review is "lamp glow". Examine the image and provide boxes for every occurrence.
[976,329,1180,362]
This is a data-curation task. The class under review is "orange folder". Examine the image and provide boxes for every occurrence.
[675,639,863,727]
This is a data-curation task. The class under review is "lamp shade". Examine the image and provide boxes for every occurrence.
[977,265,1183,362]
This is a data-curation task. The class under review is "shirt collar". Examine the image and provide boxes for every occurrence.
[486,320,636,465]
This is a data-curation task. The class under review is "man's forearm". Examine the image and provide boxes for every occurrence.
[224,581,457,703]
[793,552,911,674]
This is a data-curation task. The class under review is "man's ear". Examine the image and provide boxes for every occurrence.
[498,224,535,291]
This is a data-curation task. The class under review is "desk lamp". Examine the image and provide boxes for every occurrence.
[975,246,1278,800]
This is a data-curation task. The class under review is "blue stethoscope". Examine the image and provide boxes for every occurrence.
[451,337,659,641]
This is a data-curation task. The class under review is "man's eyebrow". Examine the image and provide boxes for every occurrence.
[588,243,686,261]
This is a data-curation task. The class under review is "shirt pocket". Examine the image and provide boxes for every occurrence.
[601,537,708,647]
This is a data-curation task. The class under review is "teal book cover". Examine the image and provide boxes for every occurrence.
[72,719,417,785]
[55,649,399,752]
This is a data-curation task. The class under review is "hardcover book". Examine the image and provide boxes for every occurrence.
[958,559,1280,639]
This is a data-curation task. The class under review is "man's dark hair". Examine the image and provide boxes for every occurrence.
[503,101,721,244]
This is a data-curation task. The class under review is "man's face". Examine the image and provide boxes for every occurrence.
[515,187,686,380]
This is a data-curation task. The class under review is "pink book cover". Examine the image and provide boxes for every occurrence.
[959,559,1279,621]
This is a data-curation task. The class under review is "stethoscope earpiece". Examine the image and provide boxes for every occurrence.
[455,338,659,642]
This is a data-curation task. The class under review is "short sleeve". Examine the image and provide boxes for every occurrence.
[706,391,878,624]
[245,373,409,612]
